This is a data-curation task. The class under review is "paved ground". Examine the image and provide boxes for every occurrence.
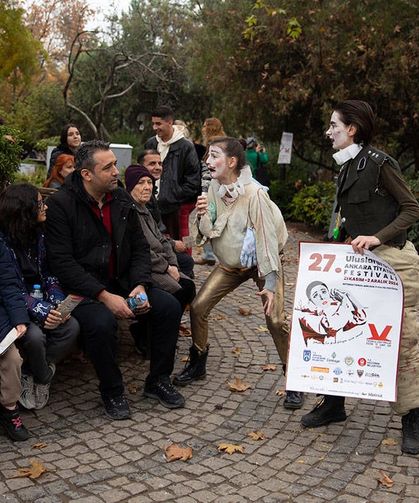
[1,224,418,503]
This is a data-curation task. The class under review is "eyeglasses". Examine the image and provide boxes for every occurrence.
[37,200,45,210]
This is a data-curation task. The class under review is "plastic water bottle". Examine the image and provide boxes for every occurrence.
[126,292,148,312]
[32,284,43,300]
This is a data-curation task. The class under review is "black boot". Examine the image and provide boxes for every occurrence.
[282,364,304,409]
[301,395,347,428]
[173,345,208,386]
[401,408,419,455]
[284,391,304,410]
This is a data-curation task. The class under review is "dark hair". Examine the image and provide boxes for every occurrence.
[59,123,80,148]
[334,100,375,145]
[0,183,40,249]
[208,137,246,170]
[151,105,174,120]
[75,140,110,171]
[137,149,159,165]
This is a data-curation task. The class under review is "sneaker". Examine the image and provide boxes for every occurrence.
[283,391,304,410]
[144,377,185,409]
[103,395,131,420]
[19,374,36,410]
[0,405,29,442]
[34,363,56,410]
[301,395,347,428]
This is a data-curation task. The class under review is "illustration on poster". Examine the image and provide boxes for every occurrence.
[296,281,367,345]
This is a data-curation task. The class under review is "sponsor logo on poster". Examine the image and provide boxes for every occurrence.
[303,350,311,362]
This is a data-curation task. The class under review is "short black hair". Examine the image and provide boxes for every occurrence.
[151,105,174,120]
[75,140,110,171]
[137,149,159,165]
[334,100,375,145]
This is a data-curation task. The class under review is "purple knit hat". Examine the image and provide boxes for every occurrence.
[124,164,155,193]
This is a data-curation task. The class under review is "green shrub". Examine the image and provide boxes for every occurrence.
[0,125,24,189]
[35,136,59,154]
[288,181,335,229]
[14,166,46,187]
[268,179,296,218]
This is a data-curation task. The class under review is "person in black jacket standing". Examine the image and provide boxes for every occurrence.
[45,140,185,420]
[144,106,201,243]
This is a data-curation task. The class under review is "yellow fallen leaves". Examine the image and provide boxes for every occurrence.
[165,444,193,462]
[381,437,398,446]
[261,364,277,371]
[178,325,192,337]
[127,383,138,394]
[32,443,47,450]
[218,443,245,455]
[238,307,252,316]
[248,431,266,441]
[16,460,47,479]
[231,347,241,357]
[227,377,251,392]
[256,325,269,333]
[378,470,394,488]
[275,389,285,397]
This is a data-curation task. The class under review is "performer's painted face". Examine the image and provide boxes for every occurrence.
[309,284,331,306]
[326,111,354,150]
[206,145,229,181]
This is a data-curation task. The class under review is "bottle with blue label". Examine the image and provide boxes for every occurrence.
[31,284,43,300]
[126,292,148,311]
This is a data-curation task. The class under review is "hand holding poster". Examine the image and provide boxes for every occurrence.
[286,242,403,402]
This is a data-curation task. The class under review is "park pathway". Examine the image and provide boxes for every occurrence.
[0,223,418,503]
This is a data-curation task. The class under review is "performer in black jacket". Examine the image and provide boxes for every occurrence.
[301,100,419,456]
[46,140,185,420]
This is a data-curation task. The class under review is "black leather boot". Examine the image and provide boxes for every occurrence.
[282,364,304,409]
[173,345,208,386]
[401,408,419,455]
[301,395,347,428]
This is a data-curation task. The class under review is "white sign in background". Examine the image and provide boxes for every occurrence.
[277,132,293,164]
[286,242,403,402]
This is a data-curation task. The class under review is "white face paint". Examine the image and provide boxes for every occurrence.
[325,111,354,150]
[206,145,229,183]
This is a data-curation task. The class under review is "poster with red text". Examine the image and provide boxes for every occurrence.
[286,242,403,402]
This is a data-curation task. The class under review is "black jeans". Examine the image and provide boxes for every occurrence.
[72,287,181,399]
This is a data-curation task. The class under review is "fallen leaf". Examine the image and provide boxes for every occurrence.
[16,460,47,479]
[213,314,225,320]
[165,444,193,462]
[227,377,251,392]
[178,325,191,337]
[297,459,305,464]
[256,325,269,333]
[261,364,277,371]
[127,383,137,394]
[275,389,285,397]
[378,470,394,488]
[248,431,265,441]
[218,443,245,455]
[381,438,398,446]
[231,347,241,356]
[180,356,189,363]
[238,307,252,316]
[32,443,47,450]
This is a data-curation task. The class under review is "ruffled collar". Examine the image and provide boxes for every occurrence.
[217,165,253,201]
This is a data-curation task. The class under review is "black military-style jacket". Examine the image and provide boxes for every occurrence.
[336,145,406,247]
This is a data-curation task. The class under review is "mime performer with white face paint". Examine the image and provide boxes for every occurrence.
[300,99,419,456]
[173,137,304,410]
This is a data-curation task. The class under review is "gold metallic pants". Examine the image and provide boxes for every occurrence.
[190,264,289,363]
[374,241,419,415]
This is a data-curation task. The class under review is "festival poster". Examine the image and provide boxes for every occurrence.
[286,242,403,402]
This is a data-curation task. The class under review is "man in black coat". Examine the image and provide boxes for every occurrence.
[144,106,201,240]
[45,140,185,420]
